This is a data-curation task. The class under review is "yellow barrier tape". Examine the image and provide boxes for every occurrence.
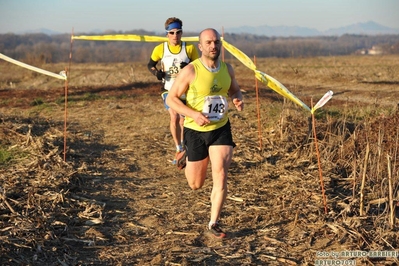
[72,34,199,43]
[255,70,311,112]
[0,53,67,80]
[221,40,310,111]
[222,40,257,71]
[72,33,312,112]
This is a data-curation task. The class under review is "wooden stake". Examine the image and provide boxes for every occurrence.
[311,99,328,214]
[387,154,395,228]
[64,27,74,162]
[221,27,225,62]
[63,66,68,162]
[254,56,262,150]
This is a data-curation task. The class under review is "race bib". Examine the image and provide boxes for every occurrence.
[202,95,228,121]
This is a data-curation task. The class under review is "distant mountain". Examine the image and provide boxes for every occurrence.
[324,21,399,36]
[21,28,62,35]
[226,21,399,37]
[14,28,104,35]
[225,25,320,37]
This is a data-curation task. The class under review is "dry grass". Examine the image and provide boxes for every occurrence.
[1,55,399,265]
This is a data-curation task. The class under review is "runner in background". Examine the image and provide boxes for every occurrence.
[147,17,199,164]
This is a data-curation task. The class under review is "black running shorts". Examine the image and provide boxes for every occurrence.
[183,120,236,162]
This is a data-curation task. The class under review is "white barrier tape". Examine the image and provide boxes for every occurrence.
[0,53,67,80]
[311,90,333,114]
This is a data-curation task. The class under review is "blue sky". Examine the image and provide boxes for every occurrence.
[0,0,398,34]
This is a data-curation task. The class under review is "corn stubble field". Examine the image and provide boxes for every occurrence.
[1,55,399,265]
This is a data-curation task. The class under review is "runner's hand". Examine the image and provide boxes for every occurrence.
[180,62,188,69]
[156,70,165,81]
[193,112,210,127]
[233,98,244,111]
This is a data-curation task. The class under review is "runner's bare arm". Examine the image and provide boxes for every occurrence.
[227,64,244,111]
[167,65,211,126]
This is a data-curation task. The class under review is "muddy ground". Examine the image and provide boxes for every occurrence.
[1,56,399,265]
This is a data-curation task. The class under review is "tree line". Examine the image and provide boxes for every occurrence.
[1,30,399,65]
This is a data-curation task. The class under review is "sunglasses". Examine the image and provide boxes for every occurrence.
[168,30,182,35]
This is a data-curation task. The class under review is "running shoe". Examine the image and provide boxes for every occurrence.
[176,150,187,170]
[208,223,226,239]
